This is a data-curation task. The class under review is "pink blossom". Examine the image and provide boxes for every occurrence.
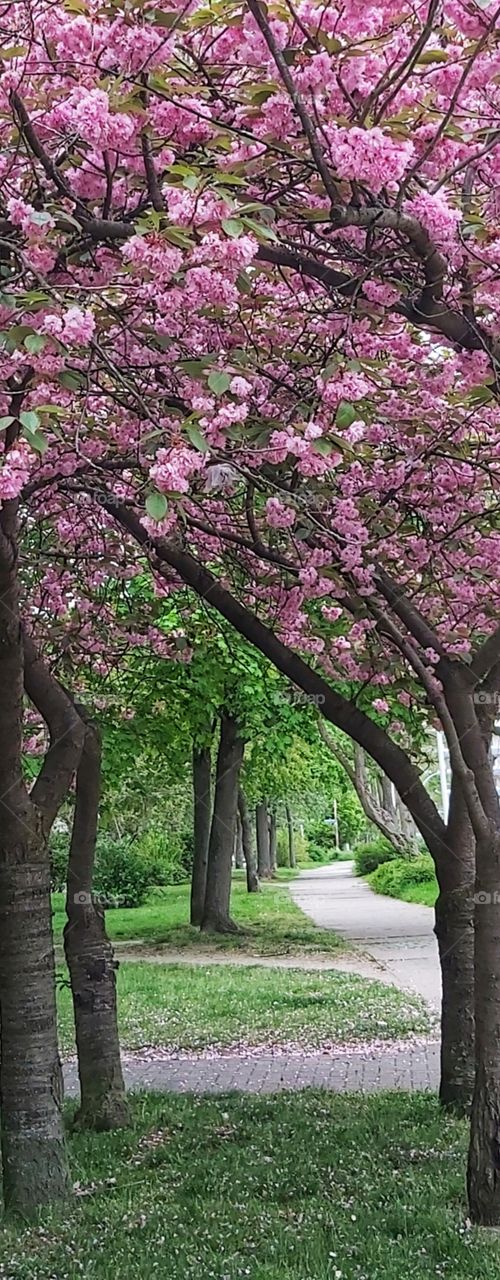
[372,698,389,714]
[327,125,415,194]
[265,496,296,529]
[151,446,204,494]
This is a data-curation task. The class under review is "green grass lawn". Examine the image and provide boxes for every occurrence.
[52,873,344,956]
[2,1092,497,1279]
[395,881,438,907]
[57,962,435,1055]
[366,858,438,909]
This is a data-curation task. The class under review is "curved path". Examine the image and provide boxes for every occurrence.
[63,863,441,1101]
[290,861,440,1009]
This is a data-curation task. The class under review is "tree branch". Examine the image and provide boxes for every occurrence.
[23,634,85,834]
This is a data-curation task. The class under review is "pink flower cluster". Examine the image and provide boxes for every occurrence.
[0,443,33,501]
[42,307,96,345]
[150,446,204,494]
[265,496,296,529]
[327,125,415,194]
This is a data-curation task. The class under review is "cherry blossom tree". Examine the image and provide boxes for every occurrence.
[3,0,500,1221]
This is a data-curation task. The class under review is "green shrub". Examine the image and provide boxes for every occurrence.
[306,842,335,864]
[368,854,436,899]
[353,838,396,877]
[305,818,337,853]
[49,830,70,892]
[50,828,191,908]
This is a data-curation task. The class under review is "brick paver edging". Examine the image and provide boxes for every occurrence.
[63,1040,440,1098]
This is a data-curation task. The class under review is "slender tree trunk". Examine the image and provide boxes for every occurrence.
[256,802,272,878]
[238,789,259,892]
[269,808,278,876]
[190,743,212,926]
[234,811,244,868]
[433,783,475,1114]
[467,827,500,1223]
[0,504,70,1211]
[64,718,128,1131]
[201,715,244,933]
[285,805,296,867]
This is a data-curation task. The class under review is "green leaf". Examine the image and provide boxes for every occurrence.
[179,359,206,378]
[36,403,66,416]
[146,491,168,521]
[417,48,448,63]
[236,271,252,295]
[20,410,40,431]
[147,8,181,26]
[58,370,85,390]
[335,401,358,429]
[164,226,193,248]
[182,174,199,191]
[23,427,48,454]
[243,216,279,242]
[222,218,244,238]
[207,370,231,396]
[0,416,14,431]
[2,44,28,57]
[312,438,335,456]
[24,334,46,355]
[186,422,210,453]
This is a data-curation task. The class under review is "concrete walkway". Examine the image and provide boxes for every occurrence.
[291,861,440,1009]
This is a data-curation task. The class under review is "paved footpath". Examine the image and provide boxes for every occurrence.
[291,861,440,1009]
[64,1040,440,1098]
[64,864,442,1101]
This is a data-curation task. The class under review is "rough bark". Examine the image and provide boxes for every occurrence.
[190,743,212,926]
[285,805,296,867]
[269,809,278,876]
[467,830,500,1222]
[0,513,71,1211]
[23,646,127,1132]
[234,811,245,868]
[238,789,259,892]
[256,802,272,878]
[64,717,128,1131]
[434,782,475,1114]
[201,715,244,932]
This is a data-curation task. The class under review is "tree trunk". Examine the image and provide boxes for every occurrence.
[238,789,259,892]
[285,806,296,867]
[467,827,500,1223]
[0,498,70,1211]
[433,784,475,1114]
[256,802,272,878]
[269,808,278,876]
[201,715,244,933]
[234,811,244,868]
[64,718,128,1131]
[190,743,212,926]
[318,725,418,857]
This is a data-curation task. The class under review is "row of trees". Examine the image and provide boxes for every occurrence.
[1,0,500,1226]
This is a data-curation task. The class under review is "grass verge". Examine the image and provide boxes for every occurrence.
[367,856,438,909]
[53,874,344,956]
[57,962,435,1055]
[1,1092,496,1279]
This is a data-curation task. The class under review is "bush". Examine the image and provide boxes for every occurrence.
[49,830,71,892]
[305,818,337,853]
[353,838,396,877]
[306,842,335,864]
[50,828,191,908]
[368,854,436,900]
